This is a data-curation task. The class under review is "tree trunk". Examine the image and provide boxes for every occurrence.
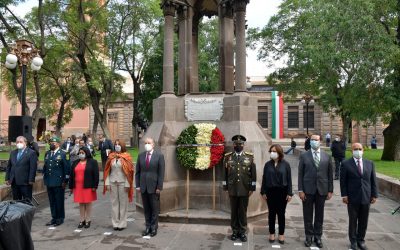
[341,114,351,146]
[32,72,42,133]
[92,113,99,138]
[382,113,400,161]
[131,78,140,148]
[55,99,67,137]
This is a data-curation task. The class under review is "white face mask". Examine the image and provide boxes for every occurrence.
[144,143,153,152]
[353,150,363,159]
[270,152,278,160]
[16,143,24,150]
[115,145,121,152]
[79,153,86,160]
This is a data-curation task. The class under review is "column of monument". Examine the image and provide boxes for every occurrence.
[162,2,176,95]
[185,6,194,93]
[178,6,187,95]
[233,0,249,93]
[192,15,200,92]
[218,1,235,93]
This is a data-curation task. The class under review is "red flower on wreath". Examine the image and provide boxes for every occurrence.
[209,127,225,168]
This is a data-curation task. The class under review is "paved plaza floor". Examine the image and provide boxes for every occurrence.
[31,154,400,250]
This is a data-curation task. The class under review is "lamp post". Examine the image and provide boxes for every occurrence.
[5,39,43,116]
[301,94,314,135]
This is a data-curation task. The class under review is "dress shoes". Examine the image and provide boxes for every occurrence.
[230,233,238,241]
[45,220,56,226]
[239,233,247,242]
[304,237,313,247]
[150,229,157,237]
[350,242,358,250]
[84,221,91,228]
[78,221,85,229]
[142,228,151,236]
[357,242,367,250]
[314,238,323,248]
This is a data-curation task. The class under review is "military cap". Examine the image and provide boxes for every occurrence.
[49,136,61,143]
[231,135,246,144]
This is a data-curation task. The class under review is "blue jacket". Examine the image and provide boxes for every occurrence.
[43,148,70,187]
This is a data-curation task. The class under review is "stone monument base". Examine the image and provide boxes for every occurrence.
[135,93,270,221]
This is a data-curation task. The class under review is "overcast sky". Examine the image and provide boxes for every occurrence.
[10,0,283,78]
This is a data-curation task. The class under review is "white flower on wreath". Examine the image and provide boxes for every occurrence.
[194,123,216,170]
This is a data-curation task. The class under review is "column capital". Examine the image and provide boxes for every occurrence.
[162,1,177,17]
[232,0,249,13]
[219,0,234,18]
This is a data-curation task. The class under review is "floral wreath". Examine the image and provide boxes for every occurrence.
[176,123,225,170]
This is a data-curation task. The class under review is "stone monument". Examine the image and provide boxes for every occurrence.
[136,0,270,221]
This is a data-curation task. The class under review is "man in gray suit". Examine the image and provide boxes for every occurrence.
[298,134,333,248]
[340,143,378,250]
[5,136,38,201]
[135,137,165,237]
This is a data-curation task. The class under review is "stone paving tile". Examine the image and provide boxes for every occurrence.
[31,154,400,249]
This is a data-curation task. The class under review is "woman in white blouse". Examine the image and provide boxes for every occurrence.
[103,139,134,230]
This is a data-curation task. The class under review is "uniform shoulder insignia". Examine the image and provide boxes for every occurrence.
[245,151,254,156]
[224,152,233,156]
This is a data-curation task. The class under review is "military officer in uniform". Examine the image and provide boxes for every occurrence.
[223,135,257,242]
[43,137,70,226]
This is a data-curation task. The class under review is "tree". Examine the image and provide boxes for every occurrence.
[107,0,162,147]
[249,0,399,151]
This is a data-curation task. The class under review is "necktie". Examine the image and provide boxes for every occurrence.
[314,151,320,168]
[145,153,151,168]
[357,160,362,175]
[17,150,22,161]
[51,152,54,158]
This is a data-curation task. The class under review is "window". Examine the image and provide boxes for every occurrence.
[258,106,268,128]
[108,112,118,121]
[288,106,299,128]
[303,106,314,129]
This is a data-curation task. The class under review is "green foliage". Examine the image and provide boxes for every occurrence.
[176,125,199,170]
[198,17,219,92]
[249,0,399,126]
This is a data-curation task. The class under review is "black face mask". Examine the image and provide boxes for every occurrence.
[50,144,56,151]
[234,145,243,153]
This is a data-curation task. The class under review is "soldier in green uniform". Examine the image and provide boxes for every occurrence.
[223,135,257,242]
[43,137,70,226]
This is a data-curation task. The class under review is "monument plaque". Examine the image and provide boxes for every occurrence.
[185,97,223,121]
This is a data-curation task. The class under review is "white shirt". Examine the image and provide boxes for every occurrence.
[353,157,363,174]
[235,151,243,157]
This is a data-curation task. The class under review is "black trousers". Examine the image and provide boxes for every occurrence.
[334,157,344,178]
[302,192,327,239]
[141,191,160,231]
[11,182,33,201]
[347,203,370,244]
[266,187,288,235]
[47,186,65,223]
[229,196,249,235]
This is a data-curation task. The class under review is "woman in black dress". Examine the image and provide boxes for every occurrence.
[261,144,293,244]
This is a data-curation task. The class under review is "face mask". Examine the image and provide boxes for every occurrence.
[310,140,320,150]
[353,150,363,159]
[79,153,86,160]
[234,145,243,153]
[88,142,93,145]
[115,145,121,152]
[50,144,56,151]
[335,138,340,141]
[270,152,278,160]
[144,144,153,152]
[16,143,24,150]
[67,140,71,143]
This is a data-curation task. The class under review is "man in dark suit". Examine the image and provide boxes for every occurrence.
[43,137,70,226]
[98,134,113,171]
[61,137,73,153]
[340,143,378,250]
[135,137,165,237]
[298,134,333,248]
[5,136,38,201]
